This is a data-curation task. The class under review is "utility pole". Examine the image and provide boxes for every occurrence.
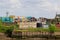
[6,12,9,17]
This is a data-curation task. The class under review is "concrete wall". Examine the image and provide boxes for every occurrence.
[19,22,37,29]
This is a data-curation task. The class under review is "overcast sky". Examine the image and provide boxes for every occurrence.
[0,0,60,18]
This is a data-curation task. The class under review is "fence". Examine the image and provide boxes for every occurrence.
[11,31,60,40]
[0,32,60,40]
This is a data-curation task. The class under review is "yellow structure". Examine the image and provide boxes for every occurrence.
[9,15,15,18]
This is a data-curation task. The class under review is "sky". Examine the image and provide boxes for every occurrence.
[0,0,60,18]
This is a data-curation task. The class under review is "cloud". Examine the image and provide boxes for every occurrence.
[37,0,54,11]
[0,0,60,18]
[0,0,22,11]
[9,0,21,9]
[0,0,22,16]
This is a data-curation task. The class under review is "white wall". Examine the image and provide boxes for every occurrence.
[19,22,37,29]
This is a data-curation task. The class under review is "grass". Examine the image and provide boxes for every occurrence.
[0,19,58,32]
[0,25,18,33]
[0,23,60,32]
[15,28,49,32]
[15,24,60,32]
[15,24,56,32]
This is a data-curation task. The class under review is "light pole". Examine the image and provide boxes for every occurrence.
[6,12,9,17]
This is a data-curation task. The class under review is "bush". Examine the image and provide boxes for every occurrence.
[4,26,14,37]
[49,24,56,33]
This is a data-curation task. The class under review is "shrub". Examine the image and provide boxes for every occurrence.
[49,24,56,33]
[4,26,14,37]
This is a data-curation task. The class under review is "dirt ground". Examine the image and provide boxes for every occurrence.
[0,33,15,40]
